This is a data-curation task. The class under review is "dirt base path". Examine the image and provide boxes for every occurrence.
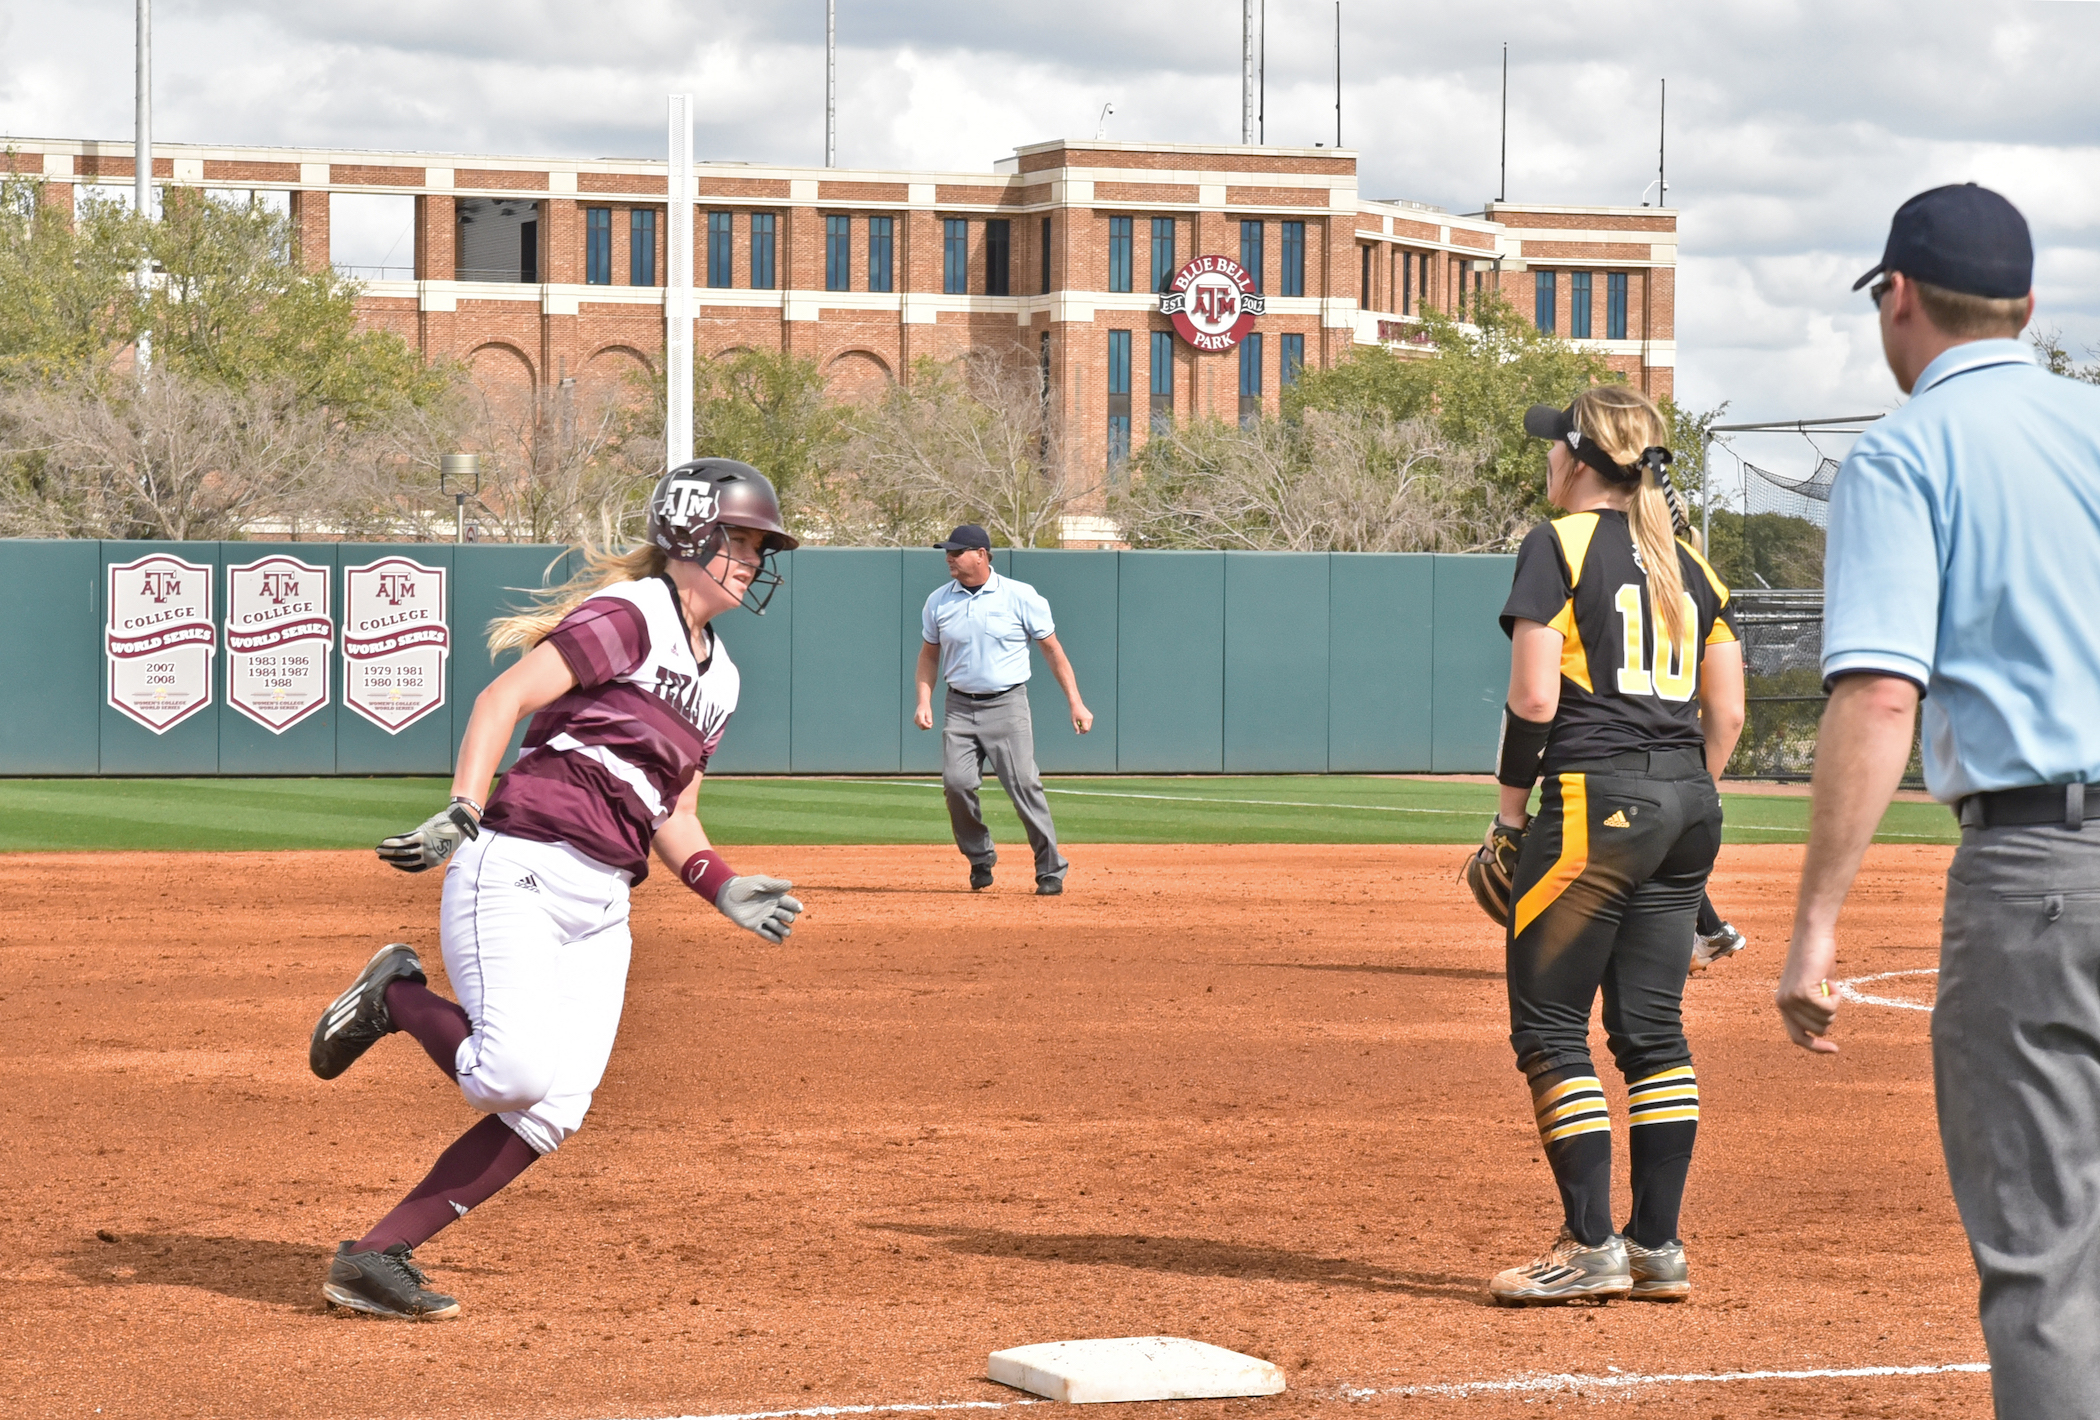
[0,843,1984,1419]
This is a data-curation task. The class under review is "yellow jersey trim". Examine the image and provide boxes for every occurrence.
[1553,512,1603,590]
[1513,773,1589,937]
[1548,599,1594,694]
[1681,541,1731,606]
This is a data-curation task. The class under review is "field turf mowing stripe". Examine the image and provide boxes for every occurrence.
[0,776,1959,852]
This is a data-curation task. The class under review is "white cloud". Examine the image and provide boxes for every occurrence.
[4,0,2098,416]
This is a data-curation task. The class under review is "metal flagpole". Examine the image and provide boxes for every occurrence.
[665,95,695,469]
[135,0,152,374]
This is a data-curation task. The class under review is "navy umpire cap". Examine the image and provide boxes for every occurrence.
[934,524,992,552]
[1852,183,2032,298]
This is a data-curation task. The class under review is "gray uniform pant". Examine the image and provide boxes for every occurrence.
[1934,822,2100,1420]
[942,686,1066,883]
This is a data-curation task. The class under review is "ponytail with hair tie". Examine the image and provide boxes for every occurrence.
[1639,447,1693,540]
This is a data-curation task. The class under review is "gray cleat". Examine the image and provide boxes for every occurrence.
[1489,1227,1631,1305]
[323,1241,461,1320]
[1623,1236,1690,1301]
[309,943,425,1080]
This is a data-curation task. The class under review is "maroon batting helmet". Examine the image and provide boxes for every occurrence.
[646,458,799,613]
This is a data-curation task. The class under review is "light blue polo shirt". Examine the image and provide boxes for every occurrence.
[1822,338,2100,802]
[921,570,1056,694]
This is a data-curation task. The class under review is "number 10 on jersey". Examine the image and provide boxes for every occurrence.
[1613,583,1698,702]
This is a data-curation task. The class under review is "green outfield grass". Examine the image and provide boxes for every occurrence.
[0,774,1958,852]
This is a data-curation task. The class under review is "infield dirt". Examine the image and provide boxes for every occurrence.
[1,843,1984,1418]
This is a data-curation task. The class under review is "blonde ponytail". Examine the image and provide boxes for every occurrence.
[1568,384,1690,648]
[487,543,667,658]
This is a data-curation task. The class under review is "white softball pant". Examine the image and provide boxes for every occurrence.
[439,830,633,1156]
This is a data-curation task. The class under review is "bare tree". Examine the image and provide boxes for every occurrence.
[0,372,344,540]
[839,347,1095,547]
[458,379,655,545]
[1114,407,1517,552]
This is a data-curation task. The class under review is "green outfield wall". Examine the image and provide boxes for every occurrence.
[0,541,1514,776]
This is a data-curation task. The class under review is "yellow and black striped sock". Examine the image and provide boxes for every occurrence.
[1626,1065,1700,1247]
[1530,1069,1613,1245]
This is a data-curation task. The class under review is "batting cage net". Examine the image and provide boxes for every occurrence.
[1742,457,1839,526]
[1728,589,1827,778]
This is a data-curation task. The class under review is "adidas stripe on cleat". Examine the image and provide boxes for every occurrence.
[309,943,426,1081]
[1489,1227,1631,1305]
[1690,921,1747,973]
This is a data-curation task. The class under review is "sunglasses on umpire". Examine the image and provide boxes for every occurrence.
[1869,276,1895,309]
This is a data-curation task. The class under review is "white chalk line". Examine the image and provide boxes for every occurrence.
[1366,1359,1989,1399]
[1836,967,1940,1012]
[610,1359,1989,1419]
[821,779,1957,839]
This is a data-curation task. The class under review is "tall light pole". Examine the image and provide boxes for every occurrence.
[135,0,152,373]
[825,0,836,167]
[1242,0,1255,143]
[666,94,695,469]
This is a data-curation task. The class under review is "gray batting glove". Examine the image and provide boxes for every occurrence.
[715,875,803,944]
[376,802,480,873]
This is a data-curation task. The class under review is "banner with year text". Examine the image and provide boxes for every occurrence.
[225,556,334,733]
[342,557,449,733]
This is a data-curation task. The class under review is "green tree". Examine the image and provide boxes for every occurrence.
[689,347,850,514]
[1701,509,1826,590]
[1284,290,1618,530]
[0,174,146,386]
[142,189,446,421]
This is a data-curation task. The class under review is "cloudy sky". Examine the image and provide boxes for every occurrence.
[5,0,2098,477]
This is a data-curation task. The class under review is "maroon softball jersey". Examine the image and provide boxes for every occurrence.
[481,575,738,880]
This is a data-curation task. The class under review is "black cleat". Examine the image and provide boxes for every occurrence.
[310,944,426,1081]
[969,863,994,891]
[323,1241,461,1320]
[1035,876,1064,896]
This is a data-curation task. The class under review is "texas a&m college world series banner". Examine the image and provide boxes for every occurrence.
[342,557,450,733]
[106,553,216,733]
[225,556,334,733]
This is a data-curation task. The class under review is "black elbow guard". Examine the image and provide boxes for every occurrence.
[1496,703,1553,789]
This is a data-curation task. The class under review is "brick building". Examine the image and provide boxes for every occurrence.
[12,136,1675,538]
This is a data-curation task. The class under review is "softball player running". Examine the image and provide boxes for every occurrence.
[306,459,803,1321]
[1467,385,1745,1304]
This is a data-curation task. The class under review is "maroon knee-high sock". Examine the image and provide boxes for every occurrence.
[385,978,471,1080]
[355,1115,539,1253]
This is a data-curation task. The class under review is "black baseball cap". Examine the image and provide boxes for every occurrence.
[1523,403,1577,443]
[934,524,991,552]
[1852,183,2032,299]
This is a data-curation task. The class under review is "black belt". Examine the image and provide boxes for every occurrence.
[1957,783,2095,830]
[949,685,1019,701]
[1549,748,1707,776]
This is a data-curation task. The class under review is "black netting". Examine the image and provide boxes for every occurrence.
[1729,589,1825,778]
[1742,456,1839,527]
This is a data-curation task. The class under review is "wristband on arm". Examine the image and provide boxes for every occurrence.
[680,849,738,905]
[1495,703,1553,790]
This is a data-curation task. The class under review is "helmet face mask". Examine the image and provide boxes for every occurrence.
[645,459,797,614]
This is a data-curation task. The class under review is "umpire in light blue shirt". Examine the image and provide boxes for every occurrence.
[1775,184,2100,1420]
[913,524,1094,895]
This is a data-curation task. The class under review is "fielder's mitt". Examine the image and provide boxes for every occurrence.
[1461,818,1526,926]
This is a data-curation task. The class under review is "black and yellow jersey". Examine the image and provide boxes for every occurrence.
[1499,508,1739,766]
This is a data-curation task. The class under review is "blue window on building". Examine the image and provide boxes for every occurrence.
[1280,221,1305,297]
[825,215,850,292]
[943,218,968,294]
[585,208,612,285]
[707,211,732,288]
[1108,216,1133,293]
[1570,271,1593,339]
[1150,217,1176,294]
[750,213,775,289]
[1607,271,1629,340]
[868,216,893,293]
[1240,220,1264,289]
[1107,329,1132,466]
[986,218,1010,296]
[1534,269,1557,333]
[1149,329,1174,431]
[1238,332,1263,425]
[1401,251,1412,315]
[629,209,656,285]
[1280,332,1305,388]
[1040,215,1052,293]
